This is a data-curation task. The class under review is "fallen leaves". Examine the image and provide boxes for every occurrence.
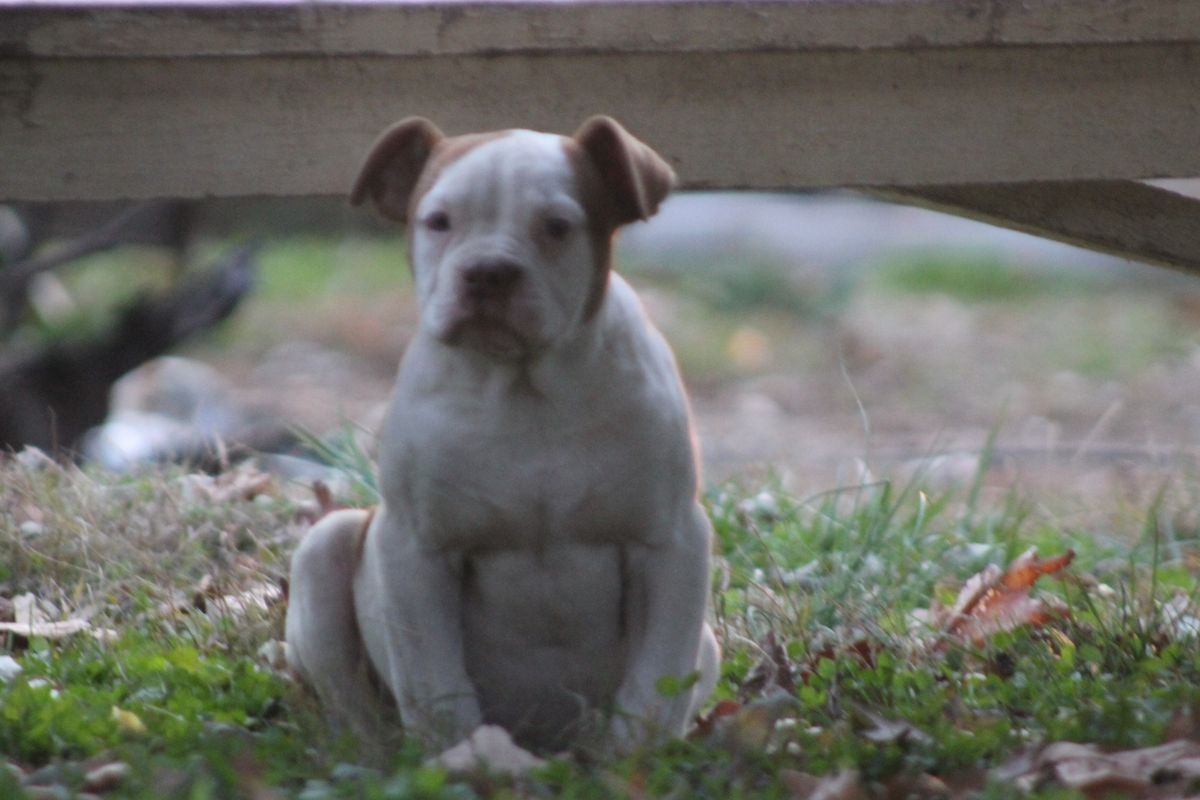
[6,754,133,798]
[773,736,1200,799]
[688,546,1100,798]
[206,581,284,619]
[857,708,932,748]
[779,768,864,800]
[993,738,1200,798]
[916,546,1075,648]
[692,692,801,753]
[157,569,286,623]
[176,464,276,505]
[0,593,116,643]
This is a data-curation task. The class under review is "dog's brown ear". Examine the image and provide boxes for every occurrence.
[350,117,445,222]
[573,116,675,226]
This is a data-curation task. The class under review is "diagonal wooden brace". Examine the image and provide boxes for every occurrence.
[877,181,1200,277]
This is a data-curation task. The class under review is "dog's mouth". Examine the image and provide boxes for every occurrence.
[442,314,532,359]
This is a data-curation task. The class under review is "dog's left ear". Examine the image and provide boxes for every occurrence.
[350,117,445,222]
[574,116,675,226]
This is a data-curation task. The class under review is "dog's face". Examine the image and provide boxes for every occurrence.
[410,132,597,358]
[351,117,675,359]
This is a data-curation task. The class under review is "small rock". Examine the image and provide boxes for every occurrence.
[19,520,44,537]
[83,762,131,793]
[22,762,69,787]
[0,655,21,683]
[257,639,289,671]
[15,446,56,472]
[329,763,381,783]
[27,678,56,694]
[738,489,781,519]
[298,779,335,800]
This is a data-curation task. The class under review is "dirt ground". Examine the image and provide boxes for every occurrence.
[140,192,1200,538]
[204,288,1200,533]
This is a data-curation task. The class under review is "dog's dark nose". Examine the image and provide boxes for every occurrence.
[461,259,522,298]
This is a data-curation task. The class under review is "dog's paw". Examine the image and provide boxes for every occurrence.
[428,725,546,776]
[606,710,673,756]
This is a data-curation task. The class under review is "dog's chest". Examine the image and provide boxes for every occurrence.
[384,388,682,553]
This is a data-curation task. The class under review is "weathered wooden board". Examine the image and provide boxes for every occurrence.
[880,181,1200,278]
[3,0,1198,59]
[3,43,1200,201]
[2,0,1199,273]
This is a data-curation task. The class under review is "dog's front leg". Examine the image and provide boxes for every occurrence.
[358,508,483,747]
[613,503,716,747]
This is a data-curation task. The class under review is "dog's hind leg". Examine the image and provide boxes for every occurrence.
[689,623,721,720]
[286,509,395,741]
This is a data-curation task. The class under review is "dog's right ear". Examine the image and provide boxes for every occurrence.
[350,117,445,223]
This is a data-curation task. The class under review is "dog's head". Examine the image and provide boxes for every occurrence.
[350,117,674,360]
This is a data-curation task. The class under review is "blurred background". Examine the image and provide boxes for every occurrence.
[5,186,1200,530]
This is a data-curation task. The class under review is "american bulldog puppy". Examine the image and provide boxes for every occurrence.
[285,116,719,752]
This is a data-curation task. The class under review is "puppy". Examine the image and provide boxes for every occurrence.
[285,116,719,752]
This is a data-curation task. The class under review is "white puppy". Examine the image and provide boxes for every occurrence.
[285,116,719,752]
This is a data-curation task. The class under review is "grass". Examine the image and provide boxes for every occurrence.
[5,232,1200,796]
[872,251,1105,304]
[10,246,179,346]
[2,454,1198,799]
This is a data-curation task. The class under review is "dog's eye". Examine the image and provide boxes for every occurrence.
[543,217,571,240]
[425,211,451,232]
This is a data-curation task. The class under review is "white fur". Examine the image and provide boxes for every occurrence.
[412,132,593,358]
[286,132,718,752]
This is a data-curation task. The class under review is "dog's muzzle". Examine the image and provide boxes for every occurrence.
[461,259,523,303]
[442,258,536,357]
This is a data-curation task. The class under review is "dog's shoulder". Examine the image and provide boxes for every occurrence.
[594,274,686,394]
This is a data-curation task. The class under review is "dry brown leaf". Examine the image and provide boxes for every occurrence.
[178,466,274,505]
[689,698,742,740]
[742,630,797,697]
[781,768,865,800]
[0,593,115,642]
[0,618,94,638]
[83,761,131,793]
[879,772,951,800]
[800,639,879,686]
[209,581,283,619]
[926,547,1074,647]
[858,709,933,747]
[691,691,799,753]
[311,481,347,519]
[992,738,1200,798]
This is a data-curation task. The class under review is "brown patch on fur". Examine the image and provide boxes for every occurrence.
[350,118,444,222]
[562,138,621,321]
[356,118,672,320]
[400,130,515,275]
[573,116,675,226]
[405,131,515,224]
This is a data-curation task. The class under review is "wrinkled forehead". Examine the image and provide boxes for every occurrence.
[415,130,582,217]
